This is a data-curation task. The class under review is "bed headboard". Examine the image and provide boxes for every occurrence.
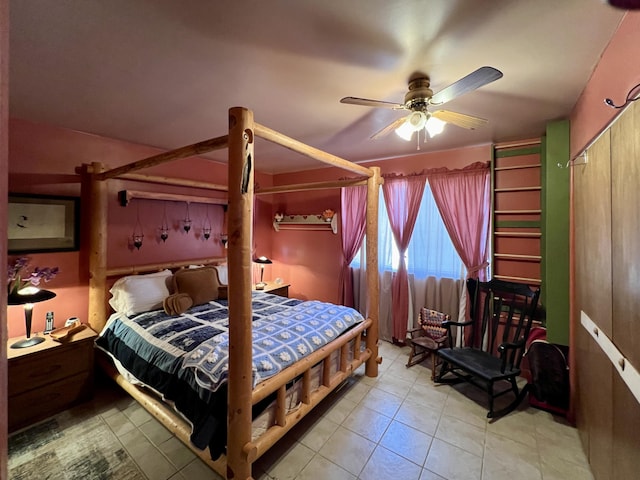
[89,256,227,333]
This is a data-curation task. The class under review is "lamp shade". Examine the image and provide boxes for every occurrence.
[8,288,56,305]
[395,112,427,141]
[395,111,447,142]
[253,256,272,265]
[425,116,446,137]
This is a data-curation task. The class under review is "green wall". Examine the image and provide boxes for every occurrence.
[541,119,570,345]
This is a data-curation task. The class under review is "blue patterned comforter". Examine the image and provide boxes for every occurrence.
[183,299,364,391]
[96,291,364,458]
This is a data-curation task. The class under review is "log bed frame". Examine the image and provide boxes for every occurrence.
[79,107,381,480]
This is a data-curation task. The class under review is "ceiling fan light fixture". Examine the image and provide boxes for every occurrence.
[395,111,427,141]
[425,116,446,137]
[395,120,415,141]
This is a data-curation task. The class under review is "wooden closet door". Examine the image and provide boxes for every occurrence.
[611,100,640,373]
[610,99,640,479]
[574,130,613,479]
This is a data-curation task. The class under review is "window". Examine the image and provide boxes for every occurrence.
[351,182,463,280]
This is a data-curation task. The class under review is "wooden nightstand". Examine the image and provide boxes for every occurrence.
[7,326,98,432]
[256,281,290,298]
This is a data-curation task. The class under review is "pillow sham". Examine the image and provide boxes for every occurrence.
[213,264,228,285]
[173,266,220,306]
[109,269,172,316]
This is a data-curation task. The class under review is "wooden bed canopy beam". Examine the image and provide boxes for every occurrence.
[105,257,227,277]
[118,189,227,207]
[119,173,228,192]
[255,178,368,195]
[97,134,229,181]
[254,122,373,177]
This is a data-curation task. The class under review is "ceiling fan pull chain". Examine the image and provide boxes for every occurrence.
[416,129,421,151]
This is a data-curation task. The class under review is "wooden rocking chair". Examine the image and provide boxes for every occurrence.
[406,308,451,379]
[435,278,541,418]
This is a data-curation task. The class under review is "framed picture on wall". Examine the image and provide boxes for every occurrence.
[8,193,80,253]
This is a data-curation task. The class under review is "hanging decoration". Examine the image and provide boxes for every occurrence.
[203,206,212,240]
[220,233,228,248]
[183,203,192,233]
[160,202,169,242]
[132,204,144,250]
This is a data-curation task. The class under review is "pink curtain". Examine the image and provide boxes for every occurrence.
[339,185,367,307]
[426,162,491,281]
[382,175,426,342]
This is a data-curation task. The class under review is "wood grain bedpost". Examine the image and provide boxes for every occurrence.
[84,162,108,333]
[365,166,381,377]
[227,107,255,480]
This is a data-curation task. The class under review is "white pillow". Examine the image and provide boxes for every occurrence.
[214,264,228,285]
[109,269,172,316]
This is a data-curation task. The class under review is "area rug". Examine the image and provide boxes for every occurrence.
[8,411,144,480]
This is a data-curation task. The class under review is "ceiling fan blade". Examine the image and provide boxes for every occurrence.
[431,110,488,130]
[430,66,503,105]
[370,116,409,140]
[340,96,406,110]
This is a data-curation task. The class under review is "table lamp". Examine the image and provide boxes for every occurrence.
[253,256,272,290]
[8,287,56,349]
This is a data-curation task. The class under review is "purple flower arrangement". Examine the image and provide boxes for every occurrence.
[7,257,59,295]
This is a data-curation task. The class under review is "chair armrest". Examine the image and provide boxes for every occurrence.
[441,320,473,347]
[442,319,473,334]
[442,320,473,329]
[406,327,424,339]
[498,339,526,372]
[497,339,525,353]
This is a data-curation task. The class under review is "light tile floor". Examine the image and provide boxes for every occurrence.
[13,341,595,480]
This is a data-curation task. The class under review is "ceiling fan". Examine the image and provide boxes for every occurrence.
[340,66,503,144]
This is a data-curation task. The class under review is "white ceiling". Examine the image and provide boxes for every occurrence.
[9,1,625,174]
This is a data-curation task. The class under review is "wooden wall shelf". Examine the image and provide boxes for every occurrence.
[494,274,542,285]
[273,214,338,234]
[494,163,541,171]
[494,231,541,238]
[494,253,542,262]
[118,189,227,207]
[492,144,542,288]
[494,186,541,193]
[494,209,542,215]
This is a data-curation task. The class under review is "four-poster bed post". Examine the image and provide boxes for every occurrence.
[227,107,257,480]
[81,106,381,480]
[83,161,108,332]
[365,166,380,377]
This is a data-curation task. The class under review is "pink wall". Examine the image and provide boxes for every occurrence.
[570,12,640,158]
[7,119,273,337]
[269,145,492,303]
